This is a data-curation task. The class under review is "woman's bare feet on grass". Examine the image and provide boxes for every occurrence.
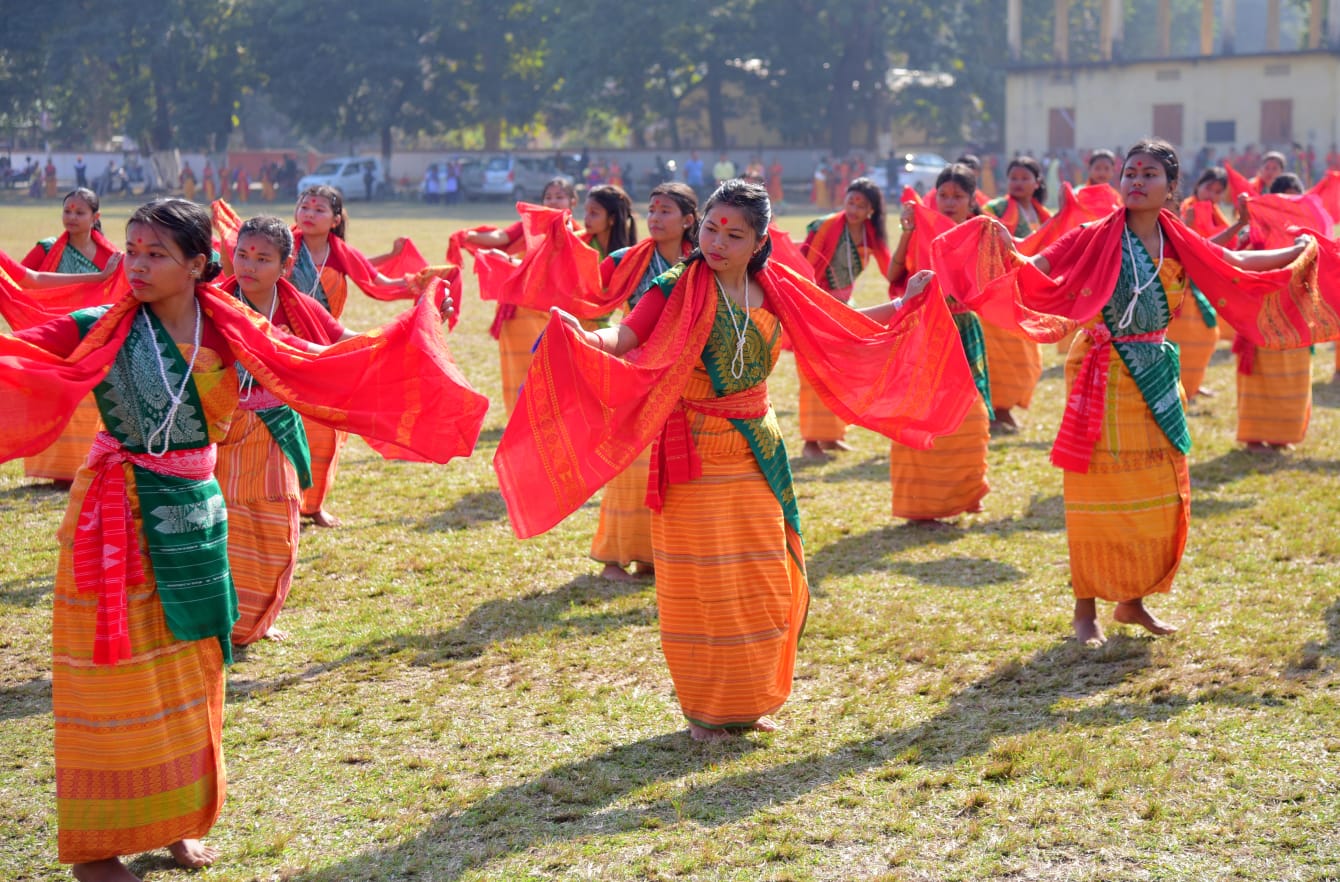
[72,859,140,882]
[801,441,828,461]
[750,716,780,732]
[168,839,218,869]
[303,509,341,528]
[1113,599,1178,635]
[599,563,639,583]
[263,625,289,641]
[632,561,655,580]
[819,439,853,452]
[1072,598,1106,645]
[688,723,736,742]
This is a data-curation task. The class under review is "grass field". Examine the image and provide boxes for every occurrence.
[0,197,1336,882]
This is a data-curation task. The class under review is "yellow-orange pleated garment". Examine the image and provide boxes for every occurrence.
[652,310,809,729]
[1235,346,1313,445]
[1166,304,1219,398]
[300,421,346,517]
[797,368,848,442]
[216,409,301,645]
[498,306,550,417]
[981,321,1041,411]
[1062,339,1189,603]
[889,394,990,520]
[590,446,654,567]
[24,395,102,482]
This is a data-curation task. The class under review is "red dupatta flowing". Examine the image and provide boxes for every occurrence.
[1246,193,1334,250]
[22,229,118,272]
[0,256,124,331]
[1019,183,1123,256]
[1181,197,1230,237]
[0,278,488,467]
[494,204,628,319]
[1225,161,1259,200]
[889,191,956,297]
[494,258,975,538]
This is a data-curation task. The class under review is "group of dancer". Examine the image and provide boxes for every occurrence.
[3,134,1339,881]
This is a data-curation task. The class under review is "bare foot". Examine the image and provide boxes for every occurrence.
[632,561,655,579]
[750,716,780,732]
[1196,385,1215,398]
[688,723,736,742]
[599,563,638,583]
[1244,441,1272,453]
[168,839,218,869]
[303,508,341,528]
[989,410,1019,436]
[1268,442,1294,451]
[1113,599,1178,635]
[1072,598,1106,645]
[263,625,289,641]
[819,439,854,452]
[801,441,829,461]
[72,859,140,882]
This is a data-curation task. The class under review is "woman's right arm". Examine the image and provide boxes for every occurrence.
[465,229,511,248]
[552,309,639,356]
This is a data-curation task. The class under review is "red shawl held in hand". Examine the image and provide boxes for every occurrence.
[801,212,892,290]
[0,278,489,466]
[931,208,1340,352]
[1246,193,1334,250]
[0,253,124,331]
[494,259,976,539]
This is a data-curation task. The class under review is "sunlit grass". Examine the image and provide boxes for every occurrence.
[0,198,1337,881]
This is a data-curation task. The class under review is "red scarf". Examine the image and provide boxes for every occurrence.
[0,255,124,331]
[1019,183,1123,256]
[1224,161,1259,200]
[993,196,1053,236]
[1245,193,1334,250]
[932,209,1339,350]
[801,212,892,290]
[890,195,957,297]
[1180,197,1230,237]
[494,259,975,538]
[24,229,118,273]
[0,278,488,467]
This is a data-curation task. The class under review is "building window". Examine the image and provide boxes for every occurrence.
[1153,104,1184,146]
[1260,99,1293,145]
[1205,120,1236,143]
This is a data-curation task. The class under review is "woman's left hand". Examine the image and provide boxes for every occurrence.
[904,269,935,300]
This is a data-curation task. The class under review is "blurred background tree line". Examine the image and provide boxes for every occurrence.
[0,0,1217,159]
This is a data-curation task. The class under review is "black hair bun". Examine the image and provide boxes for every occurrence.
[200,260,224,283]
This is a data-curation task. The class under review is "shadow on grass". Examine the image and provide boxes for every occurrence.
[889,555,1024,587]
[1312,376,1340,408]
[1189,448,1340,494]
[0,675,50,722]
[0,481,68,503]
[410,489,509,531]
[228,574,652,703]
[1289,597,1340,675]
[0,574,53,607]
[287,635,1282,881]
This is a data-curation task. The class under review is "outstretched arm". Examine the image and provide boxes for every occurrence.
[860,270,934,324]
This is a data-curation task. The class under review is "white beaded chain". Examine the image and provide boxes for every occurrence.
[718,276,752,380]
[143,299,202,456]
[306,242,329,299]
[1119,225,1164,330]
[237,286,278,402]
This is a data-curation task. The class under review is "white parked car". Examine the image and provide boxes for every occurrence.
[896,152,949,195]
[297,156,388,201]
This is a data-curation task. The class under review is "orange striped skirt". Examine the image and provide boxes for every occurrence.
[797,368,848,442]
[889,394,990,520]
[590,446,654,567]
[981,321,1041,411]
[1166,307,1218,398]
[53,466,226,863]
[1236,346,1313,445]
[216,410,301,645]
[498,306,551,418]
[1062,344,1189,602]
[300,420,347,516]
[651,409,809,729]
[24,395,101,482]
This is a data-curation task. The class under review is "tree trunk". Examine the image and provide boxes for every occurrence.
[484,118,502,151]
[381,125,393,174]
[706,64,727,151]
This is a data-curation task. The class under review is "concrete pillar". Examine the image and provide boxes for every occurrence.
[1100,0,1114,59]
[1111,0,1125,53]
[1054,0,1070,63]
[1267,0,1281,50]
[1009,0,1022,62]
[1201,0,1215,54]
[1158,0,1172,56]
[1309,0,1323,48]
[1223,0,1237,53]
[1330,0,1340,48]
